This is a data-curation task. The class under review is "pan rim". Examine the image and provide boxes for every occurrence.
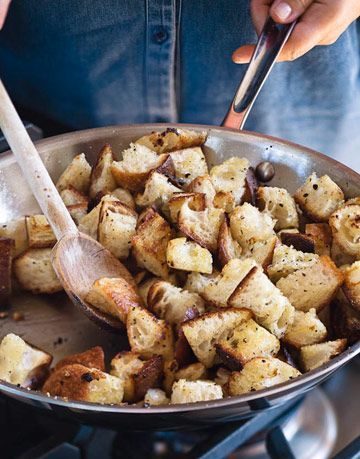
[1,122,359,413]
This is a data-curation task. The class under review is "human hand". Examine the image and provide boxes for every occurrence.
[233,0,360,63]
[0,0,11,30]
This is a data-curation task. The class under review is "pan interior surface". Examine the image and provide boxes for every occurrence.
[0,124,359,425]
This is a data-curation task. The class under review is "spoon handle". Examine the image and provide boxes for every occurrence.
[222,17,296,130]
[0,79,78,240]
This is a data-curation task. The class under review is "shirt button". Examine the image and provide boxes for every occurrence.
[152,26,169,44]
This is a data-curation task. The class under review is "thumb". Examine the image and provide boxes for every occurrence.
[270,0,314,23]
[0,0,12,30]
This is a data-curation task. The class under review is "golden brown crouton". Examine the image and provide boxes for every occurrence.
[329,204,360,259]
[78,195,118,239]
[13,248,62,294]
[258,186,299,230]
[54,346,105,372]
[127,307,174,360]
[169,147,209,187]
[229,266,295,338]
[166,238,213,274]
[299,339,347,372]
[56,153,92,193]
[228,357,301,395]
[89,144,117,198]
[147,280,205,326]
[171,379,223,404]
[136,128,207,154]
[67,203,88,225]
[135,171,182,210]
[342,261,360,312]
[216,319,280,370]
[85,277,142,324]
[213,191,236,213]
[187,174,216,207]
[60,186,89,206]
[0,218,28,257]
[43,364,124,404]
[0,334,52,389]
[217,219,242,267]
[181,308,252,367]
[168,192,205,224]
[305,223,332,256]
[210,157,250,205]
[97,201,137,260]
[132,208,172,278]
[137,277,161,306]
[294,173,344,222]
[0,238,14,306]
[110,187,136,209]
[174,362,208,382]
[279,232,315,254]
[25,215,56,248]
[276,256,344,313]
[283,309,327,349]
[184,271,218,295]
[144,388,170,406]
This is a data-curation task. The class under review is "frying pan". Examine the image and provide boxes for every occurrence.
[0,18,359,431]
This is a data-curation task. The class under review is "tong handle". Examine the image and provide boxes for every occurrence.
[222,17,296,130]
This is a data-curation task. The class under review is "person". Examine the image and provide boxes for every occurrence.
[0,0,359,170]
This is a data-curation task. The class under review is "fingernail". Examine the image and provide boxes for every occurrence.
[272,2,292,21]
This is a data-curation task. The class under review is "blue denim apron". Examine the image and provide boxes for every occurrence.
[0,1,359,170]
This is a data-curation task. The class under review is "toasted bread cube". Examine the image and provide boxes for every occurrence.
[110,352,163,402]
[0,334,52,388]
[54,346,105,372]
[127,307,174,360]
[214,367,231,393]
[168,147,208,187]
[60,186,89,206]
[244,237,277,268]
[111,143,173,192]
[305,223,332,256]
[25,215,56,248]
[67,203,88,225]
[187,174,216,207]
[97,201,137,260]
[132,209,172,278]
[228,357,301,395]
[163,359,179,395]
[329,204,360,259]
[174,362,208,381]
[0,218,28,257]
[184,271,218,295]
[147,280,205,326]
[258,186,299,230]
[279,232,315,254]
[85,277,141,323]
[202,258,256,307]
[300,339,347,372]
[110,187,135,209]
[144,388,170,406]
[243,167,259,206]
[342,261,360,312]
[210,157,250,205]
[178,202,224,252]
[213,191,236,213]
[267,244,319,282]
[136,128,207,154]
[166,238,213,274]
[216,319,280,370]
[229,267,295,338]
[13,248,62,294]
[276,256,344,313]
[78,195,118,239]
[181,308,252,367]
[294,173,344,222]
[135,171,182,209]
[284,309,327,349]
[171,379,223,404]
[330,298,360,344]
[217,219,242,267]
[168,192,205,224]
[43,363,124,404]
[89,144,117,198]
[56,153,91,193]
[230,203,276,247]
[0,238,14,306]
[137,277,160,306]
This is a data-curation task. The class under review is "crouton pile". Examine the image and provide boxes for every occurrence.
[0,128,359,406]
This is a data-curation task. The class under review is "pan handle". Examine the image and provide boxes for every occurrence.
[222,17,296,131]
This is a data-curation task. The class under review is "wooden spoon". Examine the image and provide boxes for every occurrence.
[0,79,140,331]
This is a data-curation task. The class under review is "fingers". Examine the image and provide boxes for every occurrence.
[250,0,272,35]
[0,0,11,30]
[270,0,314,24]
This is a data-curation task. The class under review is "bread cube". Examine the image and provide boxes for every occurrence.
[174,362,208,381]
[343,261,360,311]
[0,218,28,257]
[168,192,205,224]
[187,174,216,207]
[13,248,62,294]
[213,191,236,213]
[0,238,14,306]
[144,388,170,406]
[67,203,88,225]
[54,346,105,372]
[171,379,223,404]
[300,339,347,372]
[78,195,118,239]
[60,186,89,206]
[258,186,299,230]
[136,128,207,154]
[56,153,91,193]
[166,238,213,274]
[329,204,360,259]
[305,223,332,256]
[330,298,360,344]
[184,271,218,295]
[0,334,52,388]
[294,173,344,222]
[135,171,181,209]
[228,357,301,395]
[89,144,117,198]
[169,147,208,187]
[283,309,327,348]
[110,187,135,209]
[210,157,250,205]
[279,232,315,254]
[25,215,56,248]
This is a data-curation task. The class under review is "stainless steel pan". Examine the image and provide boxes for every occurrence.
[0,123,359,430]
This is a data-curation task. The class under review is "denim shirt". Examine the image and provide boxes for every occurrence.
[0,0,359,170]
